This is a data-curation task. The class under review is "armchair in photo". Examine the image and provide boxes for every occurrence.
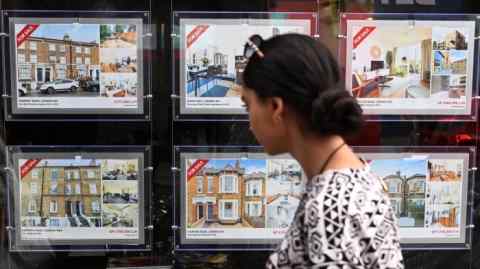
[351,73,380,98]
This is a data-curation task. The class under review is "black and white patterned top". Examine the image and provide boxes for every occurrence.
[266,165,404,269]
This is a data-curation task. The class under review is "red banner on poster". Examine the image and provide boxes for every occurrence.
[20,159,41,179]
[186,25,209,48]
[16,24,39,47]
[187,159,209,180]
[353,26,376,49]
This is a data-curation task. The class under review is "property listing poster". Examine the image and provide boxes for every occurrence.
[179,15,314,114]
[18,157,141,241]
[363,153,469,243]
[182,156,305,242]
[181,151,469,246]
[12,19,143,113]
[346,19,476,115]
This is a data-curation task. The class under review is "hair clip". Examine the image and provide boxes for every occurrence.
[244,35,264,59]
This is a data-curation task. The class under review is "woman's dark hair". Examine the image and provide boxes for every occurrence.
[243,33,363,137]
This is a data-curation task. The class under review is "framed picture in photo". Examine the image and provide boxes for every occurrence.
[357,147,474,249]
[176,148,305,250]
[7,146,150,251]
[343,14,477,116]
[7,13,146,116]
[175,12,317,116]
[175,146,474,250]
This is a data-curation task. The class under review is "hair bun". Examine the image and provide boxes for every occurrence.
[311,87,363,137]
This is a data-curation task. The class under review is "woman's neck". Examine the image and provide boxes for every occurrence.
[289,134,363,179]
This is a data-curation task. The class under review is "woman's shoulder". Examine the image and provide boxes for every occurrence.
[307,166,384,198]
[303,168,403,268]
[305,167,390,218]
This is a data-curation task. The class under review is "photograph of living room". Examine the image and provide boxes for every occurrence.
[351,25,432,99]
[426,181,462,228]
[100,48,137,73]
[102,204,138,227]
[427,204,460,228]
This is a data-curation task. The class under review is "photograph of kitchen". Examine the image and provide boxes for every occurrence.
[100,73,137,97]
[351,24,432,99]
[426,166,462,229]
[102,204,139,227]
[184,21,308,99]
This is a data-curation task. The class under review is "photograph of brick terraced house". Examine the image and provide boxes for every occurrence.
[15,24,100,97]
[369,159,427,227]
[186,159,267,228]
[20,159,102,228]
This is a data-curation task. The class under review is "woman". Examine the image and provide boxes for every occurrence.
[241,34,404,269]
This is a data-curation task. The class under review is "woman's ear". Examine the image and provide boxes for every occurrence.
[270,97,285,123]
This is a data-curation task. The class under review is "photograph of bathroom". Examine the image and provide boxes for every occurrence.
[351,24,432,99]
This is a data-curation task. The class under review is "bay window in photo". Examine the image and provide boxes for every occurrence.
[219,200,239,220]
[220,174,238,193]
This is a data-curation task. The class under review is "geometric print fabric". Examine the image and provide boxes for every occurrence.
[266,166,404,269]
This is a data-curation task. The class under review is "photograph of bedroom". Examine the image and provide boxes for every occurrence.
[351,25,432,99]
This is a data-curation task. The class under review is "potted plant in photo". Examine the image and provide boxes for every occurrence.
[201,57,209,68]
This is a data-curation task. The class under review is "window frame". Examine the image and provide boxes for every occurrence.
[89,183,97,194]
[196,176,203,193]
[49,200,58,213]
[220,174,238,193]
[219,199,239,220]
